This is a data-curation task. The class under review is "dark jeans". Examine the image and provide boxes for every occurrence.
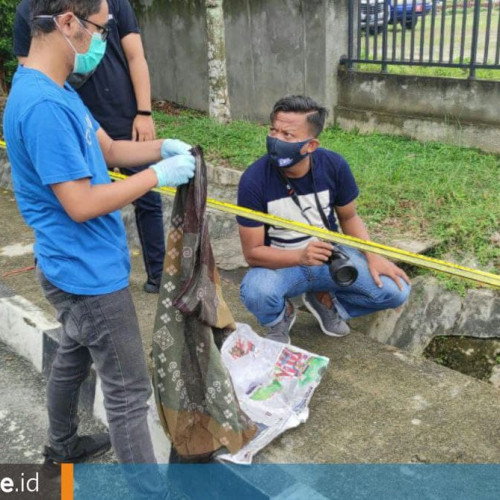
[120,165,165,283]
[36,267,165,497]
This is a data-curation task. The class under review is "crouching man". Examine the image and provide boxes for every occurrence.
[237,95,411,344]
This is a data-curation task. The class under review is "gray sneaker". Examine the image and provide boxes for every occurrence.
[303,292,350,337]
[265,301,296,344]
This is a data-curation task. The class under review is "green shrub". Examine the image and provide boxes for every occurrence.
[0,0,18,93]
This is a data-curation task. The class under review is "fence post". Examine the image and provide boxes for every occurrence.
[469,0,481,79]
[347,0,354,70]
[382,0,389,73]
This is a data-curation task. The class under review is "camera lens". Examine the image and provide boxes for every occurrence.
[328,247,358,287]
[333,265,358,287]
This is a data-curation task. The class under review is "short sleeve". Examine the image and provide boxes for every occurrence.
[87,109,101,132]
[13,0,31,57]
[333,156,359,207]
[115,0,140,39]
[236,173,266,228]
[22,102,92,185]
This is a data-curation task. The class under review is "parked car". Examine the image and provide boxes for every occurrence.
[389,0,433,29]
[360,0,388,32]
[360,0,433,32]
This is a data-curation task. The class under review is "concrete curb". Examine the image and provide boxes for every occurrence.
[0,283,172,463]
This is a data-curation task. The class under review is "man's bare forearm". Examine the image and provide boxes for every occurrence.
[339,214,370,241]
[244,246,302,269]
[339,214,379,260]
[52,169,159,223]
[102,139,163,168]
[128,57,152,111]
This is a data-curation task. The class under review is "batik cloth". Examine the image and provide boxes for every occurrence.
[152,146,257,459]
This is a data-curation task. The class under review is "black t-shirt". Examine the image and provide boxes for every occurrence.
[237,149,359,249]
[14,0,140,140]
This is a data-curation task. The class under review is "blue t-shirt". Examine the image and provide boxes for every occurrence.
[237,149,359,249]
[14,0,140,140]
[3,66,130,295]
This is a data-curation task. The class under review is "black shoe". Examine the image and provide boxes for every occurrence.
[144,279,160,294]
[42,433,112,470]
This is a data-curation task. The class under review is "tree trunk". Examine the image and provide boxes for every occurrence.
[205,0,231,123]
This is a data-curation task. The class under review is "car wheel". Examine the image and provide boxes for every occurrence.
[401,18,418,29]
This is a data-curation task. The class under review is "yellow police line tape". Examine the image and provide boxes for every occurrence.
[1,139,499,289]
[108,172,500,289]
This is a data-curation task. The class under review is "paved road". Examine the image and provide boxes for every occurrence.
[0,340,115,465]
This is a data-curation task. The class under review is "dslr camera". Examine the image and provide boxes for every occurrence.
[327,246,358,287]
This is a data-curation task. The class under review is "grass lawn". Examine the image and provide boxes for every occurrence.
[154,108,500,291]
[357,64,500,79]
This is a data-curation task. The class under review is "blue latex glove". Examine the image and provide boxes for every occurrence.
[161,138,192,159]
[149,154,195,187]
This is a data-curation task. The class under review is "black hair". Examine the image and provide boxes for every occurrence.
[270,95,329,137]
[30,0,103,35]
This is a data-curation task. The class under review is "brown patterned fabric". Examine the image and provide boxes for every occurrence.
[151,146,257,459]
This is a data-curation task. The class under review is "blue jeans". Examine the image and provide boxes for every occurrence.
[120,166,165,283]
[241,246,411,327]
[36,267,165,498]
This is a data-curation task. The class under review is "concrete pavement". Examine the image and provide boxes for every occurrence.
[0,340,115,464]
[1,188,499,465]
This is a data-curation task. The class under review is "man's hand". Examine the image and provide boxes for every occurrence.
[161,138,192,159]
[299,241,333,266]
[366,253,410,290]
[132,114,156,142]
[149,154,195,187]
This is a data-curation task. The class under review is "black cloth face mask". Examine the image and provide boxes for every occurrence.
[266,136,312,168]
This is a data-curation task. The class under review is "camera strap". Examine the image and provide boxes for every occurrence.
[274,155,332,231]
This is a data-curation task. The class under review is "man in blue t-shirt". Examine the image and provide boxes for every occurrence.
[14,0,167,294]
[4,0,194,491]
[237,95,411,344]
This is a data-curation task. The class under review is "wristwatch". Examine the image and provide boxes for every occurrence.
[136,110,152,116]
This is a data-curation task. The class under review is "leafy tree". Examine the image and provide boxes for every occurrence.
[0,0,18,94]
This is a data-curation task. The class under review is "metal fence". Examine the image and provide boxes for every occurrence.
[343,0,500,78]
